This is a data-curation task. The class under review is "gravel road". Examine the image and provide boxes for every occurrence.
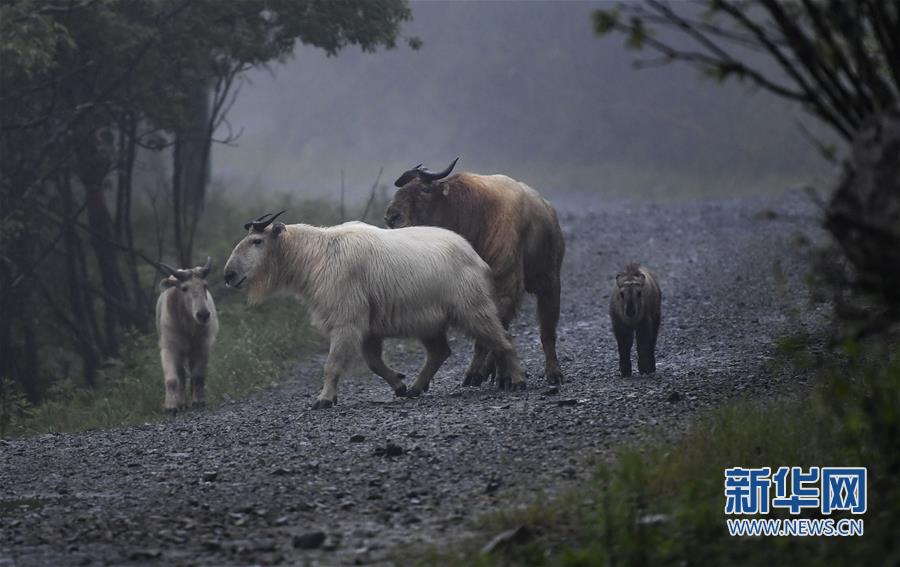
[0,191,823,566]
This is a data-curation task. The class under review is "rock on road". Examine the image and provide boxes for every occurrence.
[0,191,822,566]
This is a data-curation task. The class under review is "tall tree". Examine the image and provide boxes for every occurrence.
[0,0,417,400]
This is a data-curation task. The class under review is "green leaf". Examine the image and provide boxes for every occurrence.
[626,18,647,50]
[593,9,620,36]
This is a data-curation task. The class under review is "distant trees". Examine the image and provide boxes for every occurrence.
[0,0,415,401]
[595,0,900,334]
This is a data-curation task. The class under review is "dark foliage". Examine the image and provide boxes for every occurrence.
[0,0,413,402]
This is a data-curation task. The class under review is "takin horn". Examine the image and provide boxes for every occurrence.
[198,256,212,278]
[393,157,460,187]
[243,210,287,232]
[157,261,191,281]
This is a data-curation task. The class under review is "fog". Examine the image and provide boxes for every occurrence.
[213,1,826,203]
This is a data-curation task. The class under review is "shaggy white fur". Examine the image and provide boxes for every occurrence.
[224,221,524,407]
[156,269,218,411]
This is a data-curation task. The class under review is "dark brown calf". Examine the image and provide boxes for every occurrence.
[609,264,661,377]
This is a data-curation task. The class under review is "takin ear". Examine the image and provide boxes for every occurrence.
[271,222,286,237]
[615,274,627,288]
[441,181,451,197]
[160,276,179,290]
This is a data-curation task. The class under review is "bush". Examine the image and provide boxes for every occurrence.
[819,112,900,337]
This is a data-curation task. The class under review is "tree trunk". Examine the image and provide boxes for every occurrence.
[60,170,100,387]
[74,219,107,357]
[173,84,211,268]
[825,110,900,328]
[0,270,15,400]
[74,120,132,353]
[18,302,41,404]
[172,133,186,266]
[117,113,149,330]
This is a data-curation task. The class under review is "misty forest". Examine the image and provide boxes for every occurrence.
[1,1,898,565]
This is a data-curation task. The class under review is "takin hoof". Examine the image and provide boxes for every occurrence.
[164,407,179,416]
[312,397,336,410]
[404,385,424,398]
[463,372,485,387]
[497,377,527,391]
[545,368,564,385]
[191,401,206,410]
[393,383,407,397]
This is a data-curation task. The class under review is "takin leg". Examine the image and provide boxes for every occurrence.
[177,365,188,409]
[161,348,184,413]
[189,349,209,408]
[649,312,661,372]
[468,289,520,386]
[406,334,451,398]
[636,319,657,375]
[479,350,497,384]
[461,311,525,391]
[361,335,407,397]
[612,319,634,377]
[652,312,661,357]
[535,277,564,385]
[463,342,490,387]
[314,327,360,409]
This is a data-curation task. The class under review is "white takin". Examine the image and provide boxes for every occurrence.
[223,211,525,409]
[155,257,219,412]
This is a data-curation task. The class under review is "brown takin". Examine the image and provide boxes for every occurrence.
[155,257,219,412]
[385,158,565,385]
[608,264,661,377]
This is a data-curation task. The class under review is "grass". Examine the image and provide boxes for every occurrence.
[2,186,389,437]
[413,344,900,566]
[9,297,323,436]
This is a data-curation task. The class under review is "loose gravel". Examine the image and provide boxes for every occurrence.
[0,191,825,566]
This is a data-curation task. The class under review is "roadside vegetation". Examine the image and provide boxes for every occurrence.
[416,340,899,566]
[3,295,318,436]
[0,0,413,435]
[415,1,900,564]
[0,190,387,437]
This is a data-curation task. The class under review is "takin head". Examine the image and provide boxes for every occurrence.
[384,157,459,229]
[158,256,214,325]
[223,210,288,291]
[615,265,647,320]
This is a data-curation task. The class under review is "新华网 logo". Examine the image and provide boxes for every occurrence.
[723,466,866,537]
